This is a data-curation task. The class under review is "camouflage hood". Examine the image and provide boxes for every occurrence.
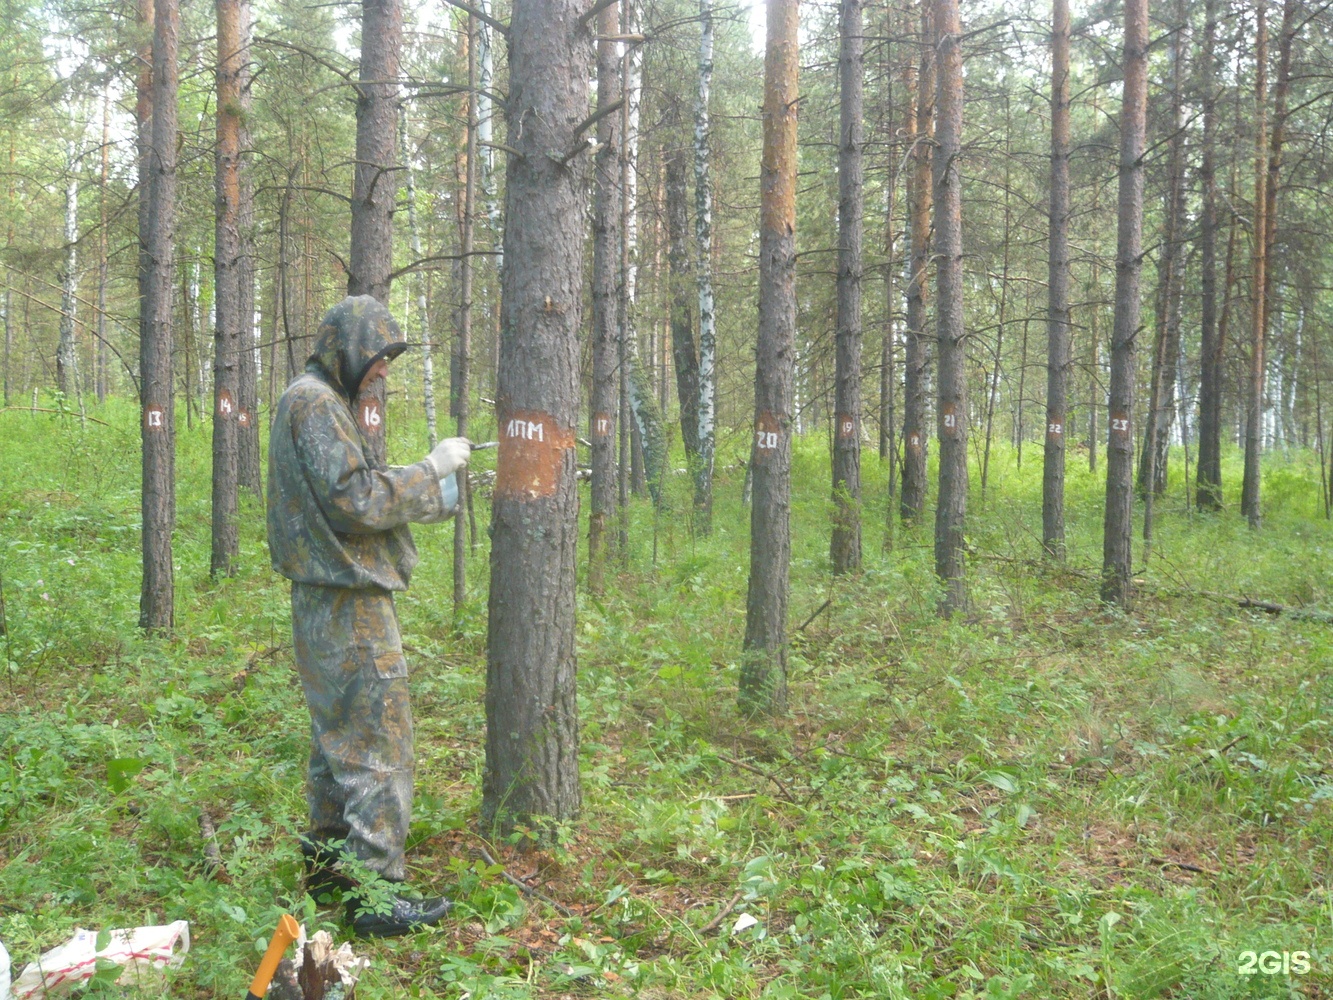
[307,295,409,402]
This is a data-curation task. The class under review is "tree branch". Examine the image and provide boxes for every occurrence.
[441,0,509,37]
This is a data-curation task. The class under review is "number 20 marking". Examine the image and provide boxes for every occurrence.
[756,430,778,450]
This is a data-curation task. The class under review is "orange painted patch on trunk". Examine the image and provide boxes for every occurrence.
[496,408,575,500]
[836,412,856,440]
[753,410,784,463]
[941,401,959,435]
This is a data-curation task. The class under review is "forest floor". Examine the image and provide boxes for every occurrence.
[0,398,1331,999]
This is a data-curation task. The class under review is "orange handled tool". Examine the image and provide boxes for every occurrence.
[244,913,300,1000]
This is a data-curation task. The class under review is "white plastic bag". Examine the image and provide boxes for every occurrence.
[11,921,189,998]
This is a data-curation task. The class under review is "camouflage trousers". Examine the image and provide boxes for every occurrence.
[291,582,414,881]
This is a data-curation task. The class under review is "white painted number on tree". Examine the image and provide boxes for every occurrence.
[1049,422,1062,435]
[363,404,381,427]
[943,413,957,429]
[756,430,778,450]
[1112,417,1129,433]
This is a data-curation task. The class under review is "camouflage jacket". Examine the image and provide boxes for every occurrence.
[267,296,446,591]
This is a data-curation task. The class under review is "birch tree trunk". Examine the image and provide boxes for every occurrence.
[1042,0,1071,559]
[901,1,934,525]
[589,0,621,594]
[932,0,967,617]
[55,162,82,414]
[140,0,177,631]
[694,0,716,533]
[1101,0,1148,607]
[740,0,798,716]
[830,0,863,574]
[453,19,478,613]
[400,104,437,449]
[483,0,588,836]
[211,0,245,577]
[97,86,110,403]
[667,146,702,485]
[619,12,666,506]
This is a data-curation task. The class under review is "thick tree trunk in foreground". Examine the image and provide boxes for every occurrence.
[1042,0,1071,559]
[830,0,864,575]
[348,0,401,466]
[694,0,716,532]
[741,0,798,716]
[1101,0,1148,607]
[140,0,177,631]
[1241,2,1268,527]
[900,2,934,525]
[484,0,587,836]
[932,0,967,617]
[212,0,247,577]
[1196,0,1222,510]
[589,1,621,595]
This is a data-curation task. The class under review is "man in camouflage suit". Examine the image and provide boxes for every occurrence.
[267,295,469,937]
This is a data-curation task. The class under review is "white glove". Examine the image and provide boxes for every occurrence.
[426,437,471,479]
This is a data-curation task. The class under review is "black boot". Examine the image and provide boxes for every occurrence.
[299,835,359,898]
[346,890,452,938]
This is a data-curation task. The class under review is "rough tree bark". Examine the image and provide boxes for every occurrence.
[453,17,478,614]
[483,0,588,836]
[694,0,716,533]
[140,0,177,631]
[348,0,401,465]
[900,1,934,525]
[1042,0,1070,559]
[236,0,259,496]
[667,145,702,500]
[740,0,798,716]
[618,12,666,506]
[589,0,621,595]
[1241,2,1267,527]
[932,0,967,617]
[211,0,245,577]
[1139,0,1187,531]
[1196,0,1222,509]
[400,105,437,449]
[830,0,864,575]
[1101,0,1148,607]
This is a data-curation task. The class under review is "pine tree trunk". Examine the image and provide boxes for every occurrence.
[932,0,967,617]
[901,1,934,525]
[236,0,259,495]
[589,0,621,595]
[1196,0,1222,509]
[348,0,401,466]
[830,0,864,575]
[1241,2,1268,527]
[694,0,716,533]
[1101,0,1148,607]
[741,0,798,716]
[483,0,588,837]
[1042,0,1070,559]
[140,0,177,631]
[211,0,244,578]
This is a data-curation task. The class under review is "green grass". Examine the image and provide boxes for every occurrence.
[1,395,1331,998]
